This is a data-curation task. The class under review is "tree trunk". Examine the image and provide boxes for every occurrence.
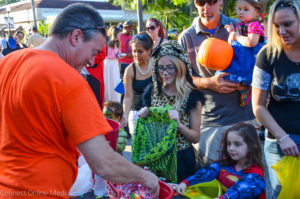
[222,0,229,16]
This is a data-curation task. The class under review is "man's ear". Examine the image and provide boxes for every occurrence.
[70,29,82,46]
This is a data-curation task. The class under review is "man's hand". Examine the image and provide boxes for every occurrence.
[142,171,160,198]
[209,73,239,94]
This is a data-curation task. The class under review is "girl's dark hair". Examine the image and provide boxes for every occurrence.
[146,18,165,39]
[130,31,153,51]
[103,101,123,119]
[220,123,264,169]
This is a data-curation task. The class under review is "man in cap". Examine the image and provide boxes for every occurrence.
[178,0,254,166]
[0,3,159,198]
[119,20,134,80]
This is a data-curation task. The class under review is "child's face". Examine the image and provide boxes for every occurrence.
[237,1,260,23]
[227,131,248,162]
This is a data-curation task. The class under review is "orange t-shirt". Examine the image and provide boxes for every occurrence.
[0,49,112,198]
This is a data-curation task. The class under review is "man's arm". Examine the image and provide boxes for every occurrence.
[78,134,159,197]
[178,27,238,94]
[192,73,238,94]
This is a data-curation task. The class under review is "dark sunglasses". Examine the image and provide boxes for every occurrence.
[133,33,148,40]
[81,25,107,36]
[196,0,218,6]
[146,25,156,31]
[275,1,295,10]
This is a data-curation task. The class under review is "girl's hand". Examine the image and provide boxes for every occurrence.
[168,110,180,124]
[138,107,149,118]
[279,136,300,157]
[225,22,235,33]
[119,115,128,128]
[176,183,187,195]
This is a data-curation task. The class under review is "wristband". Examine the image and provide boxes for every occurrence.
[277,134,289,144]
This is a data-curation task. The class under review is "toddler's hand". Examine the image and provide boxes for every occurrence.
[225,22,235,33]
[176,183,187,195]
[138,107,149,118]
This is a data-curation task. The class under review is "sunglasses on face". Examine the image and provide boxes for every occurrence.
[133,33,148,40]
[146,25,156,31]
[157,66,177,75]
[196,0,218,6]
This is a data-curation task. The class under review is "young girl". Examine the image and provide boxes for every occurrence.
[138,41,204,182]
[104,25,122,102]
[223,0,266,107]
[177,123,266,199]
[103,101,128,153]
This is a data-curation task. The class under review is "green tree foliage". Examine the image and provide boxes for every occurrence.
[108,0,192,32]
[38,20,52,37]
[109,0,276,32]
[0,0,20,6]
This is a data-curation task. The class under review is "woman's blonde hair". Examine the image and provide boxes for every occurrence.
[164,55,190,110]
[267,0,300,59]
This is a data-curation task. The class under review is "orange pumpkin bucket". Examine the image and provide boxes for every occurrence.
[197,38,233,71]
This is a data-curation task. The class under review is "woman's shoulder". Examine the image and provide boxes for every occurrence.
[124,63,135,77]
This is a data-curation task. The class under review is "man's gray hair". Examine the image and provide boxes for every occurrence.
[50,3,105,41]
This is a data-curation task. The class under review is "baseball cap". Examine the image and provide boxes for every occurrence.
[123,20,133,27]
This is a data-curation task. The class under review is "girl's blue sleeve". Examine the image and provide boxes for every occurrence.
[185,162,221,186]
[221,173,266,199]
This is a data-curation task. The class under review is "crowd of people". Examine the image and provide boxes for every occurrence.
[0,0,299,198]
[0,26,44,58]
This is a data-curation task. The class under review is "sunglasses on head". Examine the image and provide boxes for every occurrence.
[146,25,156,31]
[275,1,295,10]
[133,33,148,40]
[196,0,218,6]
[81,25,107,37]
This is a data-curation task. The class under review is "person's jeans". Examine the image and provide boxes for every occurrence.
[120,63,129,80]
[264,132,300,199]
[120,63,130,103]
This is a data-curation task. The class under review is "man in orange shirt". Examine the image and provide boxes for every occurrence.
[0,3,159,199]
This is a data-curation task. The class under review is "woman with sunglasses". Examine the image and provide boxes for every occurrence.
[120,32,153,135]
[138,41,204,182]
[252,0,300,197]
[145,18,167,51]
